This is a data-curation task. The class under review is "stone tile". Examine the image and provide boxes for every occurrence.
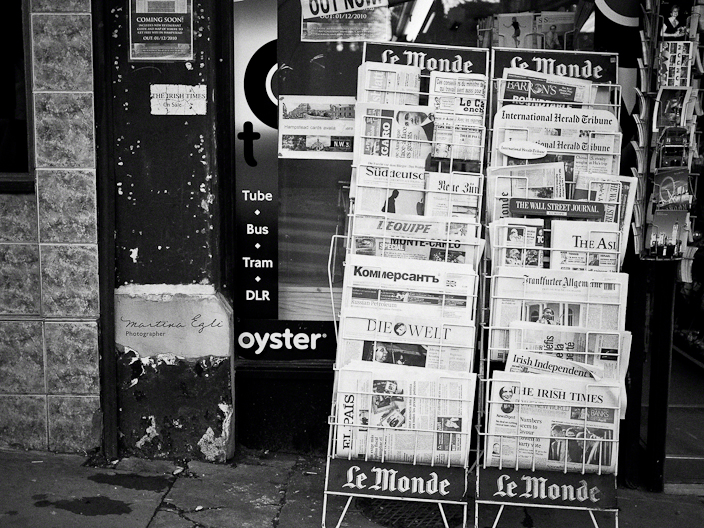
[0,194,38,242]
[0,244,41,315]
[48,396,100,453]
[45,321,98,394]
[40,244,99,317]
[31,0,90,12]
[0,321,44,394]
[37,169,97,243]
[0,395,47,450]
[34,93,95,168]
[33,14,93,92]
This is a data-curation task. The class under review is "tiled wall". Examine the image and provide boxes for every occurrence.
[0,0,100,453]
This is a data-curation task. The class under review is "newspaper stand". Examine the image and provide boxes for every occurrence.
[323,44,491,528]
[475,49,627,528]
[477,254,628,528]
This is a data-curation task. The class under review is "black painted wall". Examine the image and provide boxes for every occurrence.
[105,0,222,286]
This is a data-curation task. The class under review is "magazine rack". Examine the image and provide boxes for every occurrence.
[475,48,627,528]
[322,42,491,528]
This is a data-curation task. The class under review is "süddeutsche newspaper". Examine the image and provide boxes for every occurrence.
[484,370,619,473]
[335,361,476,466]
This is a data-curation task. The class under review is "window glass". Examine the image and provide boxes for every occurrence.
[0,2,30,175]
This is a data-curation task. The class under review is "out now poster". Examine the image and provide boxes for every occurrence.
[129,0,194,61]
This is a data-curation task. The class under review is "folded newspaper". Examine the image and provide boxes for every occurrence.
[485,162,567,223]
[355,103,435,169]
[550,220,621,272]
[357,62,422,105]
[351,235,484,266]
[335,361,476,466]
[488,267,628,361]
[337,309,476,370]
[484,370,619,473]
[491,105,621,178]
[341,254,479,321]
[507,321,631,382]
[505,322,631,415]
[488,218,546,268]
[498,67,596,108]
[352,212,480,245]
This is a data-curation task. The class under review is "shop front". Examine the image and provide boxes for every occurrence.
[1,0,702,497]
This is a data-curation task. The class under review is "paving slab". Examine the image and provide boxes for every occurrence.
[0,449,170,528]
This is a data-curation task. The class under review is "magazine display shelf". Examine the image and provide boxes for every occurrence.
[322,43,491,528]
[475,48,627,528]
[638,1,701,258]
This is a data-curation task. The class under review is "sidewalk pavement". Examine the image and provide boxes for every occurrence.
[0,448,702,528]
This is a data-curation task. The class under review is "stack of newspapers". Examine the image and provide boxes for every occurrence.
[331,53,490,466]
[484,64,631,475]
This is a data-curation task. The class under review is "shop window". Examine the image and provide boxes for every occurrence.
[0,2,32,192]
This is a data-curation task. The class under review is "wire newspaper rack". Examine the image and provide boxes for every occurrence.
[475,47,627,528]
[323,42,492,528]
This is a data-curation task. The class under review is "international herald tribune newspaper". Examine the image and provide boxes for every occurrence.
[484,370,619,474]
[335,361,476,466]
[488,267,628,361]
[491,105,621,177]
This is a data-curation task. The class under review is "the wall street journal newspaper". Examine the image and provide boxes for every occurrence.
[484,371,619,473]
[486,162,567,223]
[334,361,476,466]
